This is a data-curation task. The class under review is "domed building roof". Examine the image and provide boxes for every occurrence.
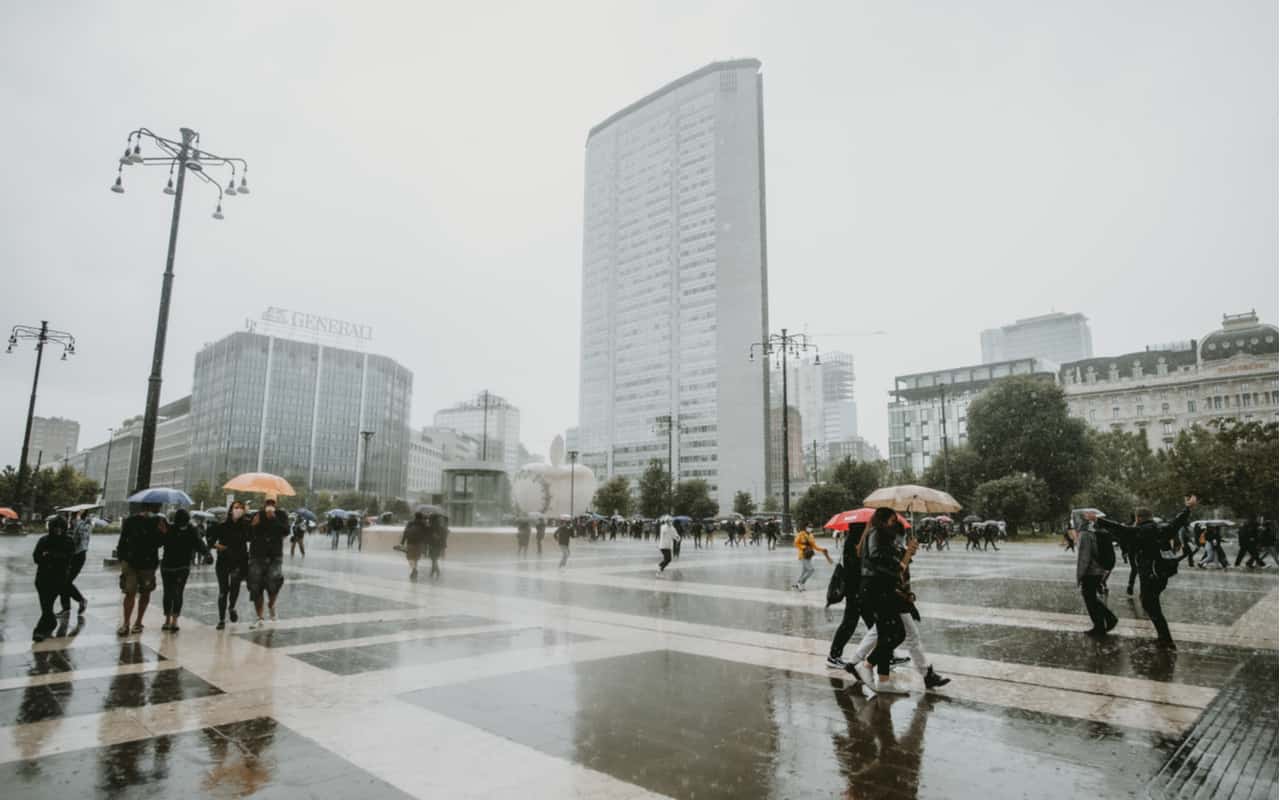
[1199,311,1279,362]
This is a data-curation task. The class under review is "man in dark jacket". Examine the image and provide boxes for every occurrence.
[1098,496,1197,647]
[826,522,866,669]
[555,520,572,568]
[117,503,166,636]
[33,516,75,641]
[1076,513,1118,636]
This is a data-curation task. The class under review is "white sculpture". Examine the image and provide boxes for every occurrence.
[511,438,596,516]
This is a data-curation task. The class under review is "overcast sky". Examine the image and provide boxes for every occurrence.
[2,1,1276,472]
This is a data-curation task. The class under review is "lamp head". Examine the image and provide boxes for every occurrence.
[225,178,237,196]
[128,143,143,164]
[111,175,124,194]
[163,177,176,195]
[237,176,250,194]
[212,203,224,220]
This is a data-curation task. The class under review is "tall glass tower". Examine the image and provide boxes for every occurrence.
[577,59,770,509]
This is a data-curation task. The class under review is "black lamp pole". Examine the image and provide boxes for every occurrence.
[111,127,250,492]
[6,321,76,518]
[568,449,579,519]
[102,428,115,516]
[750,328,819,535]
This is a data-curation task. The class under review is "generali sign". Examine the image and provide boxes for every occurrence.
[259,307,374,341]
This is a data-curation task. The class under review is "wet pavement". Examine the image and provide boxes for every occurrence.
[0,533,1274,798]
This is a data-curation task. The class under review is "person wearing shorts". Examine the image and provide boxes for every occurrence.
[116,503,165,636]
[247,499,291,628]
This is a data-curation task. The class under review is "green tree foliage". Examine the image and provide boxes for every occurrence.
[312,491,335,514]
[967,376,1092,515]
[0,464,99,517]
[972,474,1049,535]
[335,491,365,510]
[1087,429,1160,501]
[1071,476,1137,525]
[638,460,671,518]
[1154,419,1278,517]
[793,457,887,530]
[593,475,634,518]
[673,479,718,520]
[386,498,411,518]
[761,495,780,513]
[921,446,983,511]
[733,491,757,517]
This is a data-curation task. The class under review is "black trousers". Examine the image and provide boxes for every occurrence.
[1127,560,1139,593]
[865,579,905,675]
[216,560,245,621]
[60,551,87,611]
[35,576,62,636]
[1138,572,1172,642]
[658,548,672,571]
[162,567,191,616]
[1080,575,1116,632]
[829,591,862,658]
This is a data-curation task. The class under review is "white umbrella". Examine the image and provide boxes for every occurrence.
[863,485,962,514]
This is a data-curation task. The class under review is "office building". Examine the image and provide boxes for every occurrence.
[406,426,481,500]
[825,436,883,467]
[888,358,1059,474]
[432,392,521,475]
[981,312,1092,365]
[27,416,79,467]
[577,59,770,511]
[770,352,858,473]
[185,329,412,499]
[1061,311,1278,449]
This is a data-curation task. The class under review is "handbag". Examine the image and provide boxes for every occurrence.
[825,563,846,607]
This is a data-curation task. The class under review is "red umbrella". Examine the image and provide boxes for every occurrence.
[823,508,911,532]
[0,507,17,520]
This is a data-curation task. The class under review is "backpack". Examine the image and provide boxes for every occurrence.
[1094,529,1116,571]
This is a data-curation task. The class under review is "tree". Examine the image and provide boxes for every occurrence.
[1072,477,1137,524]
[792,482,852,530]
[761,495,780,513]
[386,498,411,518]
[967,376,1092,515]
[972,474,1049,535]
[593,476,633,518]
[0,464,99,518]
[673,479,718,520]
[828,458,885,506]
[921,445,983,511]
[1153,419,1278,517]
[188,480,216,510]
[733,491,757,517]
[1087,429,1161,502]
[638,459,671,518]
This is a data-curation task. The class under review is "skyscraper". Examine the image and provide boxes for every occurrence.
[432,392,521,474]
[27,416,80,466]
[577,59,770,510]
[980,312,1093,366]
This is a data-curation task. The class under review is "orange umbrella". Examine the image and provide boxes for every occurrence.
[0,507,17,520]
[223,473,296,497]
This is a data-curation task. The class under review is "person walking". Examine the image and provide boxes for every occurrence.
[555,519,572,568]
[210,501,251,630]
[827,521,867,669]
[401,512,430,581]
[1097,496,1197,648]
[289,516,307,558]
[159,509,210,633]
[1062,521,1076,551]
[247,498,291,628]
[847,509,911,694]
[33,516,75,642]
[792,525,831,591]
[116,503,166,636]
[1076,512,1118,636]
[516,518,532,559]
[427,514,448,579]
[656,516,679,577]
[535,517,547,556]
[329,517,341,550]
[59,510,92,617]
[1202,523,1228,569]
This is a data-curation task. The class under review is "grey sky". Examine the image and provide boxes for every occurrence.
[2,1,1275,473]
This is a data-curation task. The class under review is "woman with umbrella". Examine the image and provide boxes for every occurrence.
[401,510,432,581]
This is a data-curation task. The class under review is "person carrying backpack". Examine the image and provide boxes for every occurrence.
[1097,496,1197,648]
[1076,512,1117,636]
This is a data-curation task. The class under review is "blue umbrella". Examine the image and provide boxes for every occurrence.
[127,487,193,506]
[673,515,692,524]
[326,508,348,518]
[294,508,317,522]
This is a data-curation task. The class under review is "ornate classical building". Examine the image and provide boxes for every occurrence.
[1060,312,1279,449]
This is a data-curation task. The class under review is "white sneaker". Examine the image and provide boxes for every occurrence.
[269,609,278,622]
[251,618,265,630]
[851,662,876,687]
[873,675,910,695]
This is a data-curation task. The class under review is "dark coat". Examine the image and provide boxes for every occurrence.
[210,518,251,566]
[161,523,211,569]
[118,514,165,569]
[1098,506,1192,580]
[33,532,74,583]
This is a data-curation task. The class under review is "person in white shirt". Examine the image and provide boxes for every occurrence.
[657,516,680,577]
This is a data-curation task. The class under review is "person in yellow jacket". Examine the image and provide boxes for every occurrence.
[793,525,832,591]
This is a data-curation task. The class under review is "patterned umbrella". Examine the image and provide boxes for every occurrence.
[863,485,961,515]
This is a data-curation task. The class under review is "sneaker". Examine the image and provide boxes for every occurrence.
[849,661,876,686]
[269,609,277,622]
[216,621,226,631]
[56,608,71,618]
[873,675,910,695]
[229,609,239,623]
[251,618,265,630]
[656,570,663,578]
[170,625,180,633]
[791,583,800,591]
[1104,615,1119,633]
[131,623,144,634]
[32,631,47,643]
[116,624,130,637]
[78,601,88,616]
[161,623,172,632]
[924,667,951,691]
[826,656,848,670]
[890,655,911,666]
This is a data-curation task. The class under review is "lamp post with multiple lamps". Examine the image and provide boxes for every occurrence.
[749,328,819,536]
[6,321,76,519]
[567,450,579,520]
[110,127,250,493]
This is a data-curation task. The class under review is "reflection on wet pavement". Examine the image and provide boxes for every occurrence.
[294,628,593,675]
[0,667,220,725]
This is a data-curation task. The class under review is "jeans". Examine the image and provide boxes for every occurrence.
[161,567,191,616]
[1139,572,1173,642]
[34,577,62,637]
[796,559,816,587]
[60,551,87,611]
[658,548,672,571]
[829,591,862,658]
[558,544,570,568]
[1080,574,1116,632]
[216,560,245,621]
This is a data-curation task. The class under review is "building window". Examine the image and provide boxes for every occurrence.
[1088,410,1096,422]
[1163,422,1173,435]
[1136,404,1144,417]
[1112,407,1120,419]
[1161,402,1169,415]
[1187,400,1196,413]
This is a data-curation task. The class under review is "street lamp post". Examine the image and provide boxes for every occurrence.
[750,328,819,535]
[653,414,687,516]
[110,127,250,493]
[6,321,76,518]
[568,450,579,520]
[359,430,375,498]
[102,427,115,516]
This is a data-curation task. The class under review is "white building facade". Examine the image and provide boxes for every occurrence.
[770,352,858,473]
[28,416,80,466]
[981,312,1093,365]
[577,59,770,511]
[406,426,481,499]
[432,392,520,475]
[1061,312,1279,448]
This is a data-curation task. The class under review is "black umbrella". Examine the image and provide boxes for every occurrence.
[414,504,445,516]
[963,514,982,524]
